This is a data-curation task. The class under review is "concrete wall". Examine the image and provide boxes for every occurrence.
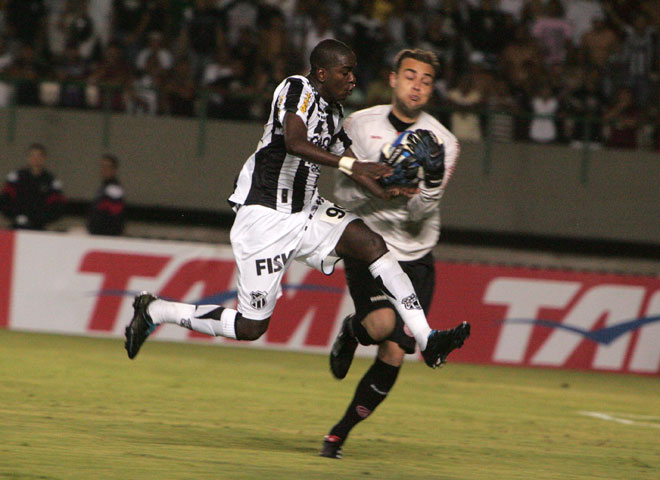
[1,107,658,244]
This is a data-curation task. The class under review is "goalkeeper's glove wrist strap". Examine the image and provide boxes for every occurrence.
[338,156,356,176]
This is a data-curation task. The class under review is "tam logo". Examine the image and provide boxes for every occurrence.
[485,278,660,373]
[77,249,347,347]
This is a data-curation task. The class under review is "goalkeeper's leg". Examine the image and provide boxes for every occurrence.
[322,341,403,458]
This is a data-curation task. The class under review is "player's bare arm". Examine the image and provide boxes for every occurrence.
[349,171,419,200]
[283,112,392,180]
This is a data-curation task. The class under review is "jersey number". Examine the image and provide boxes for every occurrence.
[320,205,346,223]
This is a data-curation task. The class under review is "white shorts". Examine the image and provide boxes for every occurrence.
[230,195,359,320]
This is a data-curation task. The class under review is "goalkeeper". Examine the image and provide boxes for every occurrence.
[320,49,462,459]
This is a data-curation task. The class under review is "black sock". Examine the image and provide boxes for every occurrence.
[351,315,376,346]
[329,358,400,443]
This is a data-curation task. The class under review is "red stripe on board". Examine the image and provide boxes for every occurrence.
[0,230,15,327]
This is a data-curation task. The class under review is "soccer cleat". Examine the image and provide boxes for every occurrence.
[329,315,359,380]
[319,435,343,459]
[421,321,471,368]
[124,292,158,359]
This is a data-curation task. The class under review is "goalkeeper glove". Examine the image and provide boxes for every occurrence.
[411,129,445,188]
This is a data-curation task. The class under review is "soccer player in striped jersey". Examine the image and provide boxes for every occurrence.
[320,49,468,459]
[125,41,468,390]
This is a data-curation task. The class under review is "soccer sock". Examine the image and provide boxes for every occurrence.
[368,252,431,350]
[329,358,400,442]
[147,300,237,339]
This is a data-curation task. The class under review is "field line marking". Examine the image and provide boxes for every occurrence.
[579,411,660,429]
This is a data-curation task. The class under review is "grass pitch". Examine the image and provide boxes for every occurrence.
[1,330,658,480]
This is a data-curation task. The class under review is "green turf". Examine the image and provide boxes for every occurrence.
[1,329,658,480]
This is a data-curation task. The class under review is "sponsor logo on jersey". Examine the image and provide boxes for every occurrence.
[255,250,294,276]
[300,92,312,113]
[250,291,268,309]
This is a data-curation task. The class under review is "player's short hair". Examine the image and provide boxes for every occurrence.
[102,154,119,168]
[393,49,440,78]
[28,143,47,155]
[310,39,354,72]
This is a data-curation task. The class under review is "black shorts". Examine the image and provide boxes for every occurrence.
[344,252,435,354]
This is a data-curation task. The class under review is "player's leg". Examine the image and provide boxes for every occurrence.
[125,289,274,359]
[322,255,434,457]
[330,255,396,379]
[335,219,470,366]
[141,296,269,339]
[321,339,404,459]
[125,205,297,358]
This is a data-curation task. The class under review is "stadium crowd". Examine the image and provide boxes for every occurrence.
[1,0,659,150]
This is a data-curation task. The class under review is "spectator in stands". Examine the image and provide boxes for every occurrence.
[223,0,259,48]
[201,43,235,118]
[54,41,89,108]
[87,40,132,111]
[4,0,47,54]
[564,0,604,47]
[564,68,606,148]
[501,24,543,92]
[580,17,619,72]
[135,30,173,72]
[0,143,65,230]
[418,12,458,86]
[603,87,639,149]
[162,56,196,117]
[60,0,98,61]
[130,52,164,114]
[4,42,47,106]
[302,8,336,70]
[231,26,258,79]
[141,0,169,40]
[530,0,573,66]
[249,55,290,120]
[87,153,125,236]
[256,9,298,74]
[183,0,225,75]
[529,83,559,143]
[615,11,658,108]
[446,73,483,141]
[487,79,518,142]
[344,2,383,87]
[466,0,513,69]
[111,0,151,64]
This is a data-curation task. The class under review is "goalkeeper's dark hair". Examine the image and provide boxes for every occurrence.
[393,49,440,78]
[310,39,354,73]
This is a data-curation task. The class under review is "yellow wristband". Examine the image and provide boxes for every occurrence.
[338,156,356,175]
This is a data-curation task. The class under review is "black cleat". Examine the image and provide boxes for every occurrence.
[319,435,343,459]
[124,292,158,359]
[421,321,471,368]
[330,315,359,380]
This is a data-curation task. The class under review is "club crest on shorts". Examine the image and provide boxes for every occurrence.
[402,293,422,310]
[250,291,268,310]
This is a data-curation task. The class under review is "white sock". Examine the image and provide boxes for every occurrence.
[368,252,432,350]
[148,300,237,339]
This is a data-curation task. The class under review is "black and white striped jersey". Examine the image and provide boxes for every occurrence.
[228,75,352,214]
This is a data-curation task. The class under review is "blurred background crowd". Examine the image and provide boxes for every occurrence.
[1,0,660,150]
